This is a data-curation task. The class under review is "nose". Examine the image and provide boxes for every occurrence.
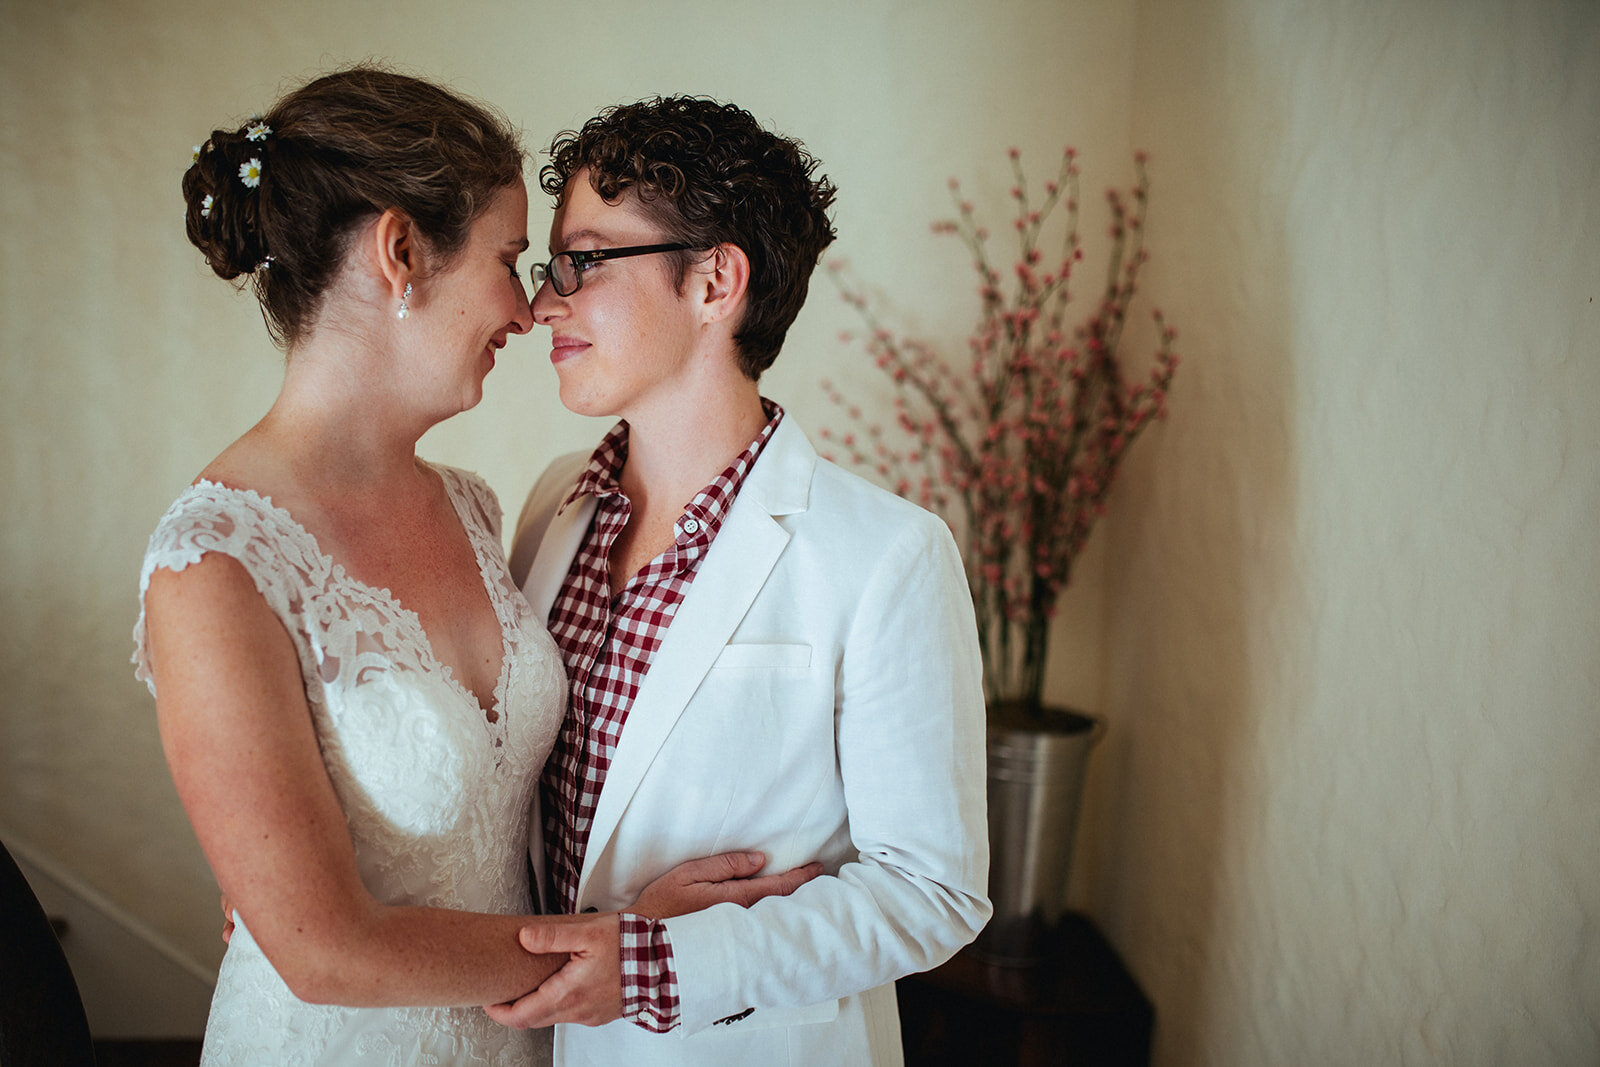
[508,278,535,335]
[531,276,566,326]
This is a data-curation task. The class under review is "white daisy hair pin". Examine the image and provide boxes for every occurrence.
[245,120,272,142]
[201,194,213,218]
[239,158,262,188]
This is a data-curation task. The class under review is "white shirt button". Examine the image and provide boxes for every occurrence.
[682,518,701,534]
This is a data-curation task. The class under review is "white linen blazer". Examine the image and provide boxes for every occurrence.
[510,415,991,1067]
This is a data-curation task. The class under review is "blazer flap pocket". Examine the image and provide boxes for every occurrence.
[711,643,812,670]
[701,997,840,1033]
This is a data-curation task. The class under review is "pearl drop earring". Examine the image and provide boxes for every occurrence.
[397,283,413,320]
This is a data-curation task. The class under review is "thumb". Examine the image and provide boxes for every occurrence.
[518,921,578,955]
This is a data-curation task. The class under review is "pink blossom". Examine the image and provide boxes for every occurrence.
[817,146,1179,704]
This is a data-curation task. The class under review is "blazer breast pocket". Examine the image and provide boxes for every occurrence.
[710,643,812,670]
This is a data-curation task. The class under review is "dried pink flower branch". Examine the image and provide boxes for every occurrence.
[824,149,1179,710]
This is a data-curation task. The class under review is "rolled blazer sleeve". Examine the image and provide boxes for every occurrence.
[659,511,992,1035]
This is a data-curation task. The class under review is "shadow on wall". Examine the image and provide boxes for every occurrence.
[1068,4,1300,1061]
[7,835,213,1039]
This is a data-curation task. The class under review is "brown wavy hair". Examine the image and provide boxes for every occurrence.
[540,96,837,379]
[183,65,524,348]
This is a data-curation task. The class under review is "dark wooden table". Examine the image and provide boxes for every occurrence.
[897,913,1153,1065]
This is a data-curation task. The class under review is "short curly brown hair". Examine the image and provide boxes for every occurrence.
[540,97,837,379]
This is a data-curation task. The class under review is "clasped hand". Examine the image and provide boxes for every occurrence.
[485,850,823,1030]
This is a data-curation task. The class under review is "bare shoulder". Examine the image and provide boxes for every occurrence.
[197,432,307,511]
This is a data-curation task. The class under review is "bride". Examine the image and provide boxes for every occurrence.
[133,67,812,1065]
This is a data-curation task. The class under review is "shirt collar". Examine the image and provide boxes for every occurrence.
[560,420,630,513]
[559,398,784,516]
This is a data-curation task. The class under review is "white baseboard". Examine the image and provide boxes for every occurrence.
[4,830,214,1039]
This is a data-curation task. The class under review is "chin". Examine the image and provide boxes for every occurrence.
[454,385,486,414]
[555,380,618,420]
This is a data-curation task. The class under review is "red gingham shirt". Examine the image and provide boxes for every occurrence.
[540,400,783,1033]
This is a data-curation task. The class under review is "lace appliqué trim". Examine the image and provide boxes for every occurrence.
[131,464,534,754]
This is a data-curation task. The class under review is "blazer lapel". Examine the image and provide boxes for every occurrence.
[577,418,816,901]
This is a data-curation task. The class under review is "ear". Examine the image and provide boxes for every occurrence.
[695,243,751,327]
[367,207,418,301]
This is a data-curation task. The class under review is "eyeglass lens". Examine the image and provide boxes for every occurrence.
[533,255,579,297]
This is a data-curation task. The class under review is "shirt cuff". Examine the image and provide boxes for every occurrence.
[618,911,680,1032]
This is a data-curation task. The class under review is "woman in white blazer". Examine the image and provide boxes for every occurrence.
[510,416,991,1065]
[489,95,991,1066]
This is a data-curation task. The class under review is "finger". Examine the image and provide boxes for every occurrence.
[667,850,766,885]
[517,921,585,957]
[517,914,613,957]
[487,957,605,1029]
[486,984,558,1029]
[715,861,826,906]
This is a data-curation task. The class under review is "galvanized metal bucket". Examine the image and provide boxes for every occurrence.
[974,707,1103,965]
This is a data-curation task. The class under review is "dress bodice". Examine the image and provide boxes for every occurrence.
[133,464,563,1066]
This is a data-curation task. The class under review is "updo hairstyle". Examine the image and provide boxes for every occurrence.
[183,66,524,347]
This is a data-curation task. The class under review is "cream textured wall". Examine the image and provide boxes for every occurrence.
[4,0,1596,1062]
[0,0,1131,979]
[1074,1,1600,1064]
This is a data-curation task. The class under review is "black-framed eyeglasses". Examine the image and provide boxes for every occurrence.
[531,243,694,297]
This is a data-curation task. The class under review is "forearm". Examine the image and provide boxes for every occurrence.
[258,904,570,1008]
[662,856,988,1029]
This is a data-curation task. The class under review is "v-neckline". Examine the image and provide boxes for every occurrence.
[191,466,513,728]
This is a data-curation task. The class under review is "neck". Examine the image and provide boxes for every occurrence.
[617,373,768,512]
[256,330,434,493]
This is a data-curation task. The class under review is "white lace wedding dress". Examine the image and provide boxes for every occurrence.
[133,464,563,1066]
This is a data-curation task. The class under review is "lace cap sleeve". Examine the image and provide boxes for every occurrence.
[131,483,322,696]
